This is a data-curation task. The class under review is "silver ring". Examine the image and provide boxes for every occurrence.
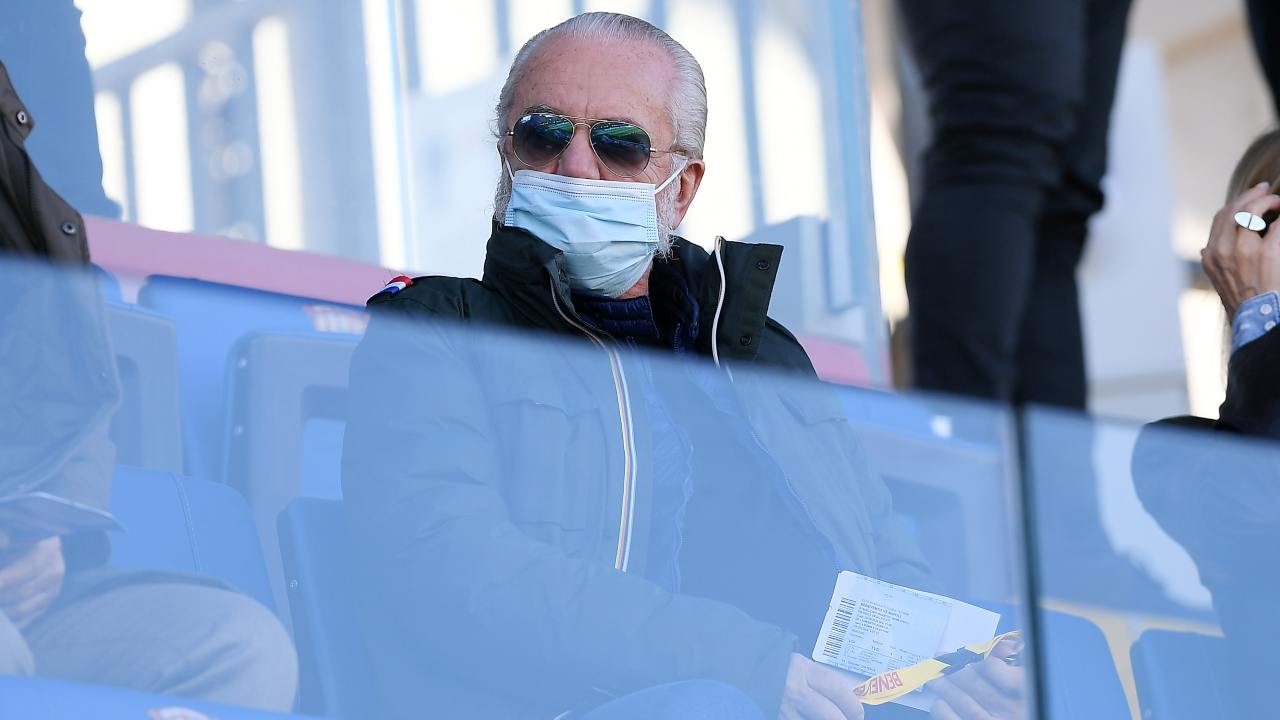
[1235,211,1268,232]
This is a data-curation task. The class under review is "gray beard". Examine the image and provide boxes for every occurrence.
[493,173,679,258]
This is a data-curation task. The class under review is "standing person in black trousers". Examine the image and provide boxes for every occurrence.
[1246,0,1280,116]
[897,0,1132,408]
[894,0,1174,610]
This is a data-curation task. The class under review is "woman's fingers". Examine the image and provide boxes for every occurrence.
[1237,193,1280,222]
[1232,182,1275,211]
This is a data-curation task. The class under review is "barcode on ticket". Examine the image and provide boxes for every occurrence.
[823,597,858,660]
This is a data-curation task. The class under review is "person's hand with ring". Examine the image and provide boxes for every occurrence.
[1202,181,1280,318]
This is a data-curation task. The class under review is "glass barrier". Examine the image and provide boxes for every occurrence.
[0,255,1035,719]
[10,5,1258,720]
[18,253,1280,719]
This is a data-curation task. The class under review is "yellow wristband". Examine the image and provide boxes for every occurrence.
[852,630,1022,706]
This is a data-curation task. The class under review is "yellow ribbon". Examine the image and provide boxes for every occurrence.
[852,631,1022,706]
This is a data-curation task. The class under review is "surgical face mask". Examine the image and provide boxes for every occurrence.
[503,159,683,297]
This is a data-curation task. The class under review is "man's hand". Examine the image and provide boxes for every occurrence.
[1202,182,1280,318]
[929,638,1026,720]
[0,532,65,628]
[778,653,864,720]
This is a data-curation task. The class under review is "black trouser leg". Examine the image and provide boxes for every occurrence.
[900,0,1131,407]
[1246,0,1280,117]
[1015,0,1132,409]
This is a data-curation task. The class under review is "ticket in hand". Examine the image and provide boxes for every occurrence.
[812,571,1001,712]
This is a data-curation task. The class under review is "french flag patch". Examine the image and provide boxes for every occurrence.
[380,275,413,295]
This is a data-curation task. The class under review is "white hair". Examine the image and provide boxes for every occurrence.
[493,12,708,159]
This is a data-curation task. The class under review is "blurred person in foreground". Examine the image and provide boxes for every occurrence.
[342,12,1025,720]
[0,60,296,709]
[1134,129,1280,718]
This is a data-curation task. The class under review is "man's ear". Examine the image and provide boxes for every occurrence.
[672,159,706,228]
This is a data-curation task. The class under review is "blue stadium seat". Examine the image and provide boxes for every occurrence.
[842,387,1013,600]
[1037,610,1131,719]
[1131,630,1237,719]
[93,263,122,304]
[109,465,275,612]
[138,276,365,485]
[224,331,357,615]
[104,304,184,473]
[278,498,378,719]
[0,676,306,719]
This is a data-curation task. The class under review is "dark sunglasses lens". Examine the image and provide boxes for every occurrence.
[512,113,574,166]
[590,122,652,176]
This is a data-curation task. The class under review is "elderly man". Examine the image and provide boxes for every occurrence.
[343,12,1023,720]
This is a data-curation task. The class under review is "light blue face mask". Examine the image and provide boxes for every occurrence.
[503,160,683,298]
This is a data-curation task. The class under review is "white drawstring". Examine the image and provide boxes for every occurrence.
[711,235,727,369]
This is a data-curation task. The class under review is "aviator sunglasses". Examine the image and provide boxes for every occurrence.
[506,111,683,179]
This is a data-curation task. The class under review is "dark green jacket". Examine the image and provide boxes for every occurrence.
[342,224,930,719]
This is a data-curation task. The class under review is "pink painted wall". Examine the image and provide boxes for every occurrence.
[86,216,400,306]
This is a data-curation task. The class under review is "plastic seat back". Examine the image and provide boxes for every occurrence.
[104,303,184,472]
[138,275,365,484]
[109,465,275,612]
[278,498,378,718]
[1132,630,1237,719]
[1038,609,1131,719]
[224,331,357,615]
[93,263,122,304]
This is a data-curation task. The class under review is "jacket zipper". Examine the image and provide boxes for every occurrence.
[549,276,638,572]
[706,242,841,572]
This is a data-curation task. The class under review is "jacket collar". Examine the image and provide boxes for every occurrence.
[481,222,783,363]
